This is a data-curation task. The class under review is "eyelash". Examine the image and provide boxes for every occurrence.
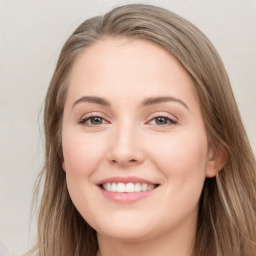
[79,115,108,126]
[78,114,177,127]
[147,115,177,126]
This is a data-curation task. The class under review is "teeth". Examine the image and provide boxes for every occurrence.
[141,183,148,191]
[126,183,135,192]
[134,183,142,192]
[102,182,157,193]
[111,183,117,192]
[107,183,111,191]
[117,183,126,192]
[148,184,155,190]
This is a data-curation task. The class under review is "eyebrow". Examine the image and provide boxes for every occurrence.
[141,96,189,109]
[72,96,189,110]
[72,96,111,108]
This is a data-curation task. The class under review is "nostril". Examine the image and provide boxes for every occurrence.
[110,159,137,164]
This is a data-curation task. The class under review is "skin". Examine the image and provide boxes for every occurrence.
[62,38,219,256]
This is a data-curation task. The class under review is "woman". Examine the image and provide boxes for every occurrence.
[30,4,256,256]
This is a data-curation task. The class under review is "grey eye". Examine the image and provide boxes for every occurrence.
[80,116,106,126]
[155,117,169,125]
[150,116,177,125]
[89,116,104,125]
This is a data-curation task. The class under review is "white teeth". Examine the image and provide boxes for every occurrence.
[106,183,112,191]
[111,183,117,192]
[117,183,126,192]
[126,183,135,192]
[134,183,142,192]
[102,182,157,193]
[148,184,155,191]
[141,183,148,191]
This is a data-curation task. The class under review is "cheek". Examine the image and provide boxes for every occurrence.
[139,129,209,231]
[147,129,209,187]
[62,129,108,221]
[62,129,107,176]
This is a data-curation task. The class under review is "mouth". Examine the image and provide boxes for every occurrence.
[97,177,159,202]
[99,182,159,193]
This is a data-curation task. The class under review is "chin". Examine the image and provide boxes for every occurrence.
[95,217,155,242]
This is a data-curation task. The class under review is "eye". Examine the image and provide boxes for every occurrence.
[149,116,177,126]
[79,115,108,126]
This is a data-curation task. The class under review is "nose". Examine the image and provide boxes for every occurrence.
[107,123,145,167]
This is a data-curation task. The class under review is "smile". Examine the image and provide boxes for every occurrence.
[97,177,160,202]
[101,182,158,193]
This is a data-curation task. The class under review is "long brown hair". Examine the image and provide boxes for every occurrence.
[30,4,256,256]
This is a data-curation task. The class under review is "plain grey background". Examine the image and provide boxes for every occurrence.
[0,0,255,255]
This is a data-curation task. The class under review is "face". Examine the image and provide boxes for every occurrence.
[62,38,217,243]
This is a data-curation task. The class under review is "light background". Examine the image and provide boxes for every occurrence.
[0,0,255,255]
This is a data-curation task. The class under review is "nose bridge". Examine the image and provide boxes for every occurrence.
[109,118,144,165]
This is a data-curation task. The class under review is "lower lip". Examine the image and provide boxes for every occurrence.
[99,187,157,203]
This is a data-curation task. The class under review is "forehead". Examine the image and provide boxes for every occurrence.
[71,37,190,80]
[66,38,198,108]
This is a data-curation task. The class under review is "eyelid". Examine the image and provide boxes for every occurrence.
[146,112,178,125]
[78,112,110,125]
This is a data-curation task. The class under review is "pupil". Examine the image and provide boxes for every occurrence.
[156,117,167,125]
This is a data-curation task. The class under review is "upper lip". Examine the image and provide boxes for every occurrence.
[97,176,158,185]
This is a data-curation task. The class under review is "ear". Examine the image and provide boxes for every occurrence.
[205,145,227,178]
[62,161,66,172]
